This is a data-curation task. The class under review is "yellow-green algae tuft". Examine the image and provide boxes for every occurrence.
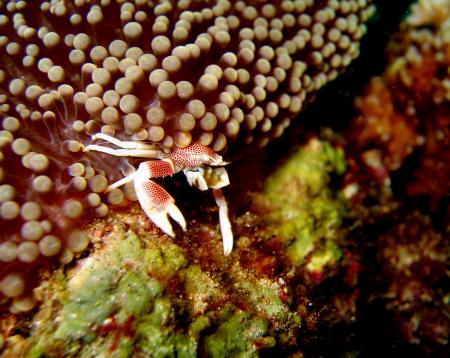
[258,138,346,272]
[204,308,275,358]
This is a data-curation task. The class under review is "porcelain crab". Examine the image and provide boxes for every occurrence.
[84,133,233,255]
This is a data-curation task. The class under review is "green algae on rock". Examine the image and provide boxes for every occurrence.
[255,138,347,275]
[15,220,281,357]
[204,309,275,358]
[24,231,194,357]
[29,232,177,357]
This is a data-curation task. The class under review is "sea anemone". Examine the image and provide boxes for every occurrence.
[0,0,375,312]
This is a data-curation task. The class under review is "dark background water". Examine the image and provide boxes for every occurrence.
[260,1,449,357]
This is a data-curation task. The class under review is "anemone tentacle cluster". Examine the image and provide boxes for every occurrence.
[0,0,374,312]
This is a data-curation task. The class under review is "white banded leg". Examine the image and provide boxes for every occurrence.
[105,172,136,192]
[85,145,162,158]
[85,133,163,159]
[213,188,233,256]
[91,133,159,150]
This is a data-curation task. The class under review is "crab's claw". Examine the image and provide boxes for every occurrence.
[134,176,186,237]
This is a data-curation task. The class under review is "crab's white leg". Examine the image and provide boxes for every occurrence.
[84,145,162,158]
[213,188,233,256]
[133,161,186,236]
[91,133,159,150]
[105,172,136,192]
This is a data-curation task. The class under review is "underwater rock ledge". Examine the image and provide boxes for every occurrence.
[1,136,353,357]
